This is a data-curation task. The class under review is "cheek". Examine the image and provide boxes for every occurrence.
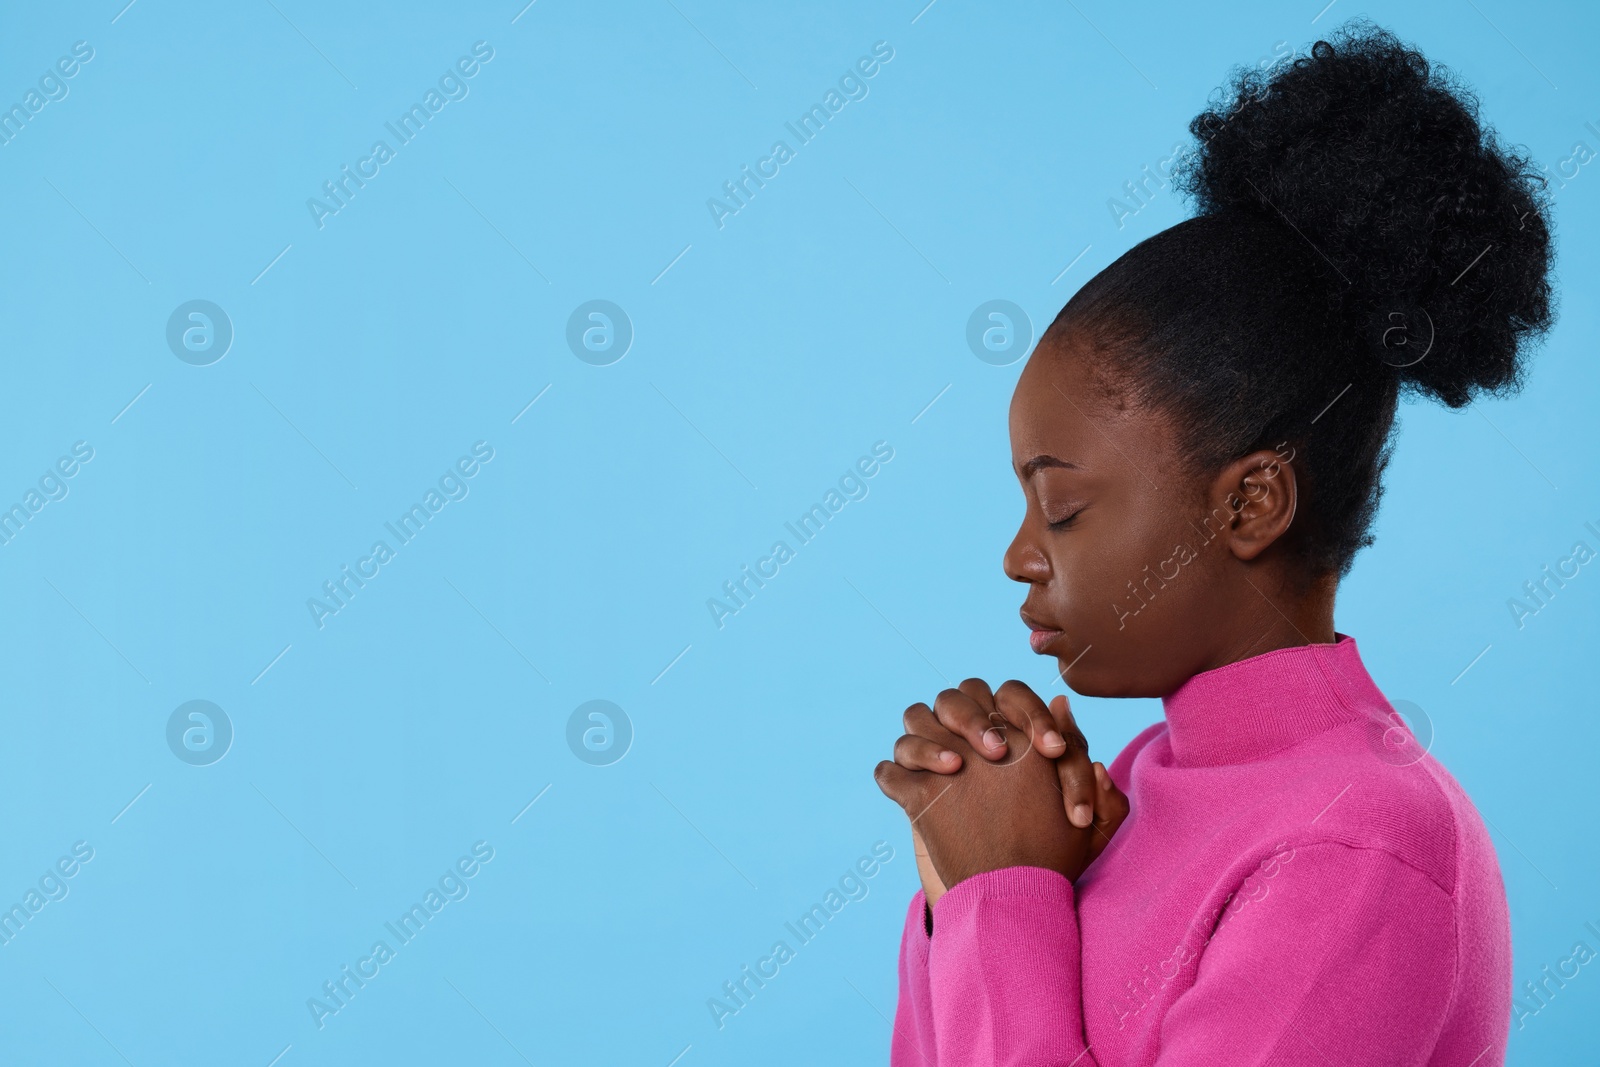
[1052,491,1213,654]
[1062,503,1183,609]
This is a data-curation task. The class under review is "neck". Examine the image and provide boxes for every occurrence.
[1207,567,1338,673]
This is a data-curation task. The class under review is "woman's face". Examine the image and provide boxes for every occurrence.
[1005,331,1244,698]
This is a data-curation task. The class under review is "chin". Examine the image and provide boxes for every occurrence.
[1055,653,1104,695]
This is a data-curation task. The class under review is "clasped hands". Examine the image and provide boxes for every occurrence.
[874,678,1129,908]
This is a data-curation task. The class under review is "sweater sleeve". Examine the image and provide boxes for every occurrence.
[891,889,939,1066]
[907,865,1090,1066]
[890,844,1460,1066]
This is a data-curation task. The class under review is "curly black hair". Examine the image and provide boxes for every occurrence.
[1049,19,1556,578]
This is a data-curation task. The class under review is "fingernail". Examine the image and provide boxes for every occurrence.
[939,750,957,765]
[1043,730,1064,750]
[983,728,1005,751]
[1071,803,1093,828]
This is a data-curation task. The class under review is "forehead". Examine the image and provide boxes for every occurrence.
[1010,336,1123,454]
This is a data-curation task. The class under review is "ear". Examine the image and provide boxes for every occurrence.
[1209,447,1298,562]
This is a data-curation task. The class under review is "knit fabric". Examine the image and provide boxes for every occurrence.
[890,635,1510,1065]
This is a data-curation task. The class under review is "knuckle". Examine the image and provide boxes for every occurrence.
[1060,763,1095,790]
[995,678,1033,700]
[934,693,980,728]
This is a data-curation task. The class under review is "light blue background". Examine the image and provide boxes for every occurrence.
[0,1,1594,1063]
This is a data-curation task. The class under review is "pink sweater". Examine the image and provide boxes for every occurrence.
[891,635,1511,1065]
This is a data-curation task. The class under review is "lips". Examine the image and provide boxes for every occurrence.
[1020,609,1064,654]
[1029,629,1062,653]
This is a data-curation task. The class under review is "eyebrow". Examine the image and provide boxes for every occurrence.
[1018,454,1080,478]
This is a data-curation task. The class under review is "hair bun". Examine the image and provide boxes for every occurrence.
[1176,19,1556,407]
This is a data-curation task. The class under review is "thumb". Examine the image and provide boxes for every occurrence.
[1048,694,1069,732]
[1086,761,1131,864]
[1048,694,1084,745]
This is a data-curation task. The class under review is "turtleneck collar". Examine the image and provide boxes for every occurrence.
[1160,633,1386,767]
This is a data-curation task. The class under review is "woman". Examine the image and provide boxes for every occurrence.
[874,21,1553,1065]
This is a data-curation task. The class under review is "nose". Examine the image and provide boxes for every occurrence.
[1003,519,1050,584]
